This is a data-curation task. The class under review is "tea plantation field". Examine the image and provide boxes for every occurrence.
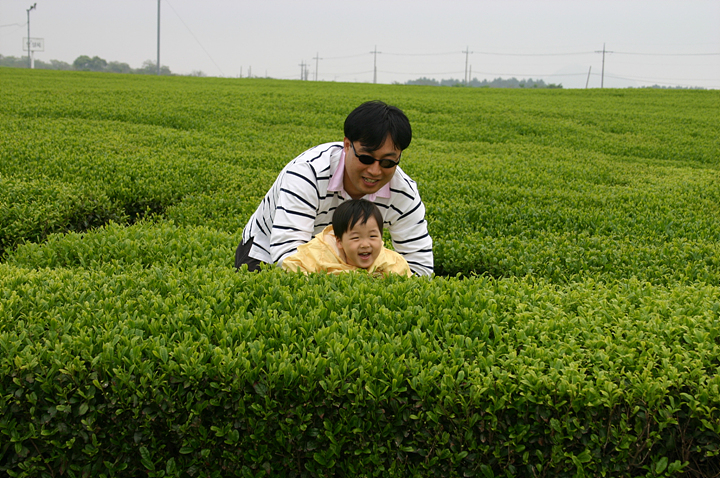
[1,68,719,477]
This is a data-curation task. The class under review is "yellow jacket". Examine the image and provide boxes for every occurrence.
[282,226,412,277]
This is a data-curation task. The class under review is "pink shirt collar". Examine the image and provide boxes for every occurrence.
[327,148,391,201]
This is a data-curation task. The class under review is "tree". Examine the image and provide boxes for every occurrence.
[405,77,439,86]
[73,55,108,72]
[107,61,132,74]
[0,55,29,68]
[135,60,172,76]
[48,59,73,71]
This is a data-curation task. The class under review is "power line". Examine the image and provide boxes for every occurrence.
[163,0,225,76]
[380,70,464,76]
[605,72,720,83]
[337,49,720,58]
[321,53,368,60]
[383,51,459,57]
[614,51,720,56]
[474,51,594,56]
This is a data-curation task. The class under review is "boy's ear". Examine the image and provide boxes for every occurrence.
[335,236,344,250]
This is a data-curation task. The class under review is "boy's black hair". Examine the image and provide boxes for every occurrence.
[344,100,412,152]
[332,199,384,239]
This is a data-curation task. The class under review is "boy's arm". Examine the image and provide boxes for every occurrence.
[281,251,309,274]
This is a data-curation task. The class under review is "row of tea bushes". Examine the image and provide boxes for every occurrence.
[8,214,720,288]
[0,175,126,259]
[2,70,719,284]
[433,230,720,284]
[2,69,720,477]
[5,221,237,271]
[2,263,719,476]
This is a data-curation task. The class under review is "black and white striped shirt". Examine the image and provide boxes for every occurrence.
[242,142,434,276]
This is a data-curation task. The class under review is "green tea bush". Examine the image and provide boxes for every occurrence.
[6,220,237,270]
[2,68,720,477]
[0,115,239,220]
[0,175,126,259]
[1,265,719,476]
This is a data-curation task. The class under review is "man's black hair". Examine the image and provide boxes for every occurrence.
[344,100,412,152]
[332,199,384,239]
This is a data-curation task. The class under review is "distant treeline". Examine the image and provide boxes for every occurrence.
[0,55,177,76]
[641,84,707,90]
[403,77,563,88]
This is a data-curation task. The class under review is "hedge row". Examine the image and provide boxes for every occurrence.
[5,221,237,270]
[2,264,719,476]
[2,69,719,282]
[0,175,126,259]
[2,69,720,477]
[6,214,720,287]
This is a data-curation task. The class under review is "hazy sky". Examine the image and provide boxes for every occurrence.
[1,0,719,88]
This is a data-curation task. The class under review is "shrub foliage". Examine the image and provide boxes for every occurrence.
[1,68,719,476]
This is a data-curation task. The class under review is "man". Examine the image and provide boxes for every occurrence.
[235,100,433,276]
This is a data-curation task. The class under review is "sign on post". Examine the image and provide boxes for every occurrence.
[23,38,44,52]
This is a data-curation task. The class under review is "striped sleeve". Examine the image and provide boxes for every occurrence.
[388,200,434,276]
[383,172,433,276]
[270,162,319,264]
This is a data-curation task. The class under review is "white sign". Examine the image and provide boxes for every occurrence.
[23,38,44,52]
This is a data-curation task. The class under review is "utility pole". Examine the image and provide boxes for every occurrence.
[585,66,592,89]
[299,60,307,80]
[157,0,161,75]
[462,46,473,85]
[313,52,322,81]
[26,3,36,69]
[370,46,381,84]
[594,43,613,88]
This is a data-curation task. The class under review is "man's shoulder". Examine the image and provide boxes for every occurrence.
[293,142,343,165]
[388,166,420,197]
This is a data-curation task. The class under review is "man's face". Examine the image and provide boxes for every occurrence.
[336,215,383,270]
[342,134,400,199]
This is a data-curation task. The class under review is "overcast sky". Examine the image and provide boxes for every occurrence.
[1,0,718,88]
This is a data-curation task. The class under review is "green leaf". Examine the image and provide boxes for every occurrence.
[577,450,592,463]
[313,452,327,466]
[139,446,155,471]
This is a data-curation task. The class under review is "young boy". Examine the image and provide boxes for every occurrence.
[281,199,411,277]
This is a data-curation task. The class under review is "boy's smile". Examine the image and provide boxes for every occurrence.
[336,215,383,269]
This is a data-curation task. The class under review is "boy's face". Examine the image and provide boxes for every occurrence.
[336,215,383,270]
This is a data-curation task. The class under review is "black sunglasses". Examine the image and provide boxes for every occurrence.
[350,142,400,169]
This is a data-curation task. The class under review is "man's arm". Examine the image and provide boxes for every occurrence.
[383,174,433,276]
[388,202,434,276]
[269,162,320,265]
